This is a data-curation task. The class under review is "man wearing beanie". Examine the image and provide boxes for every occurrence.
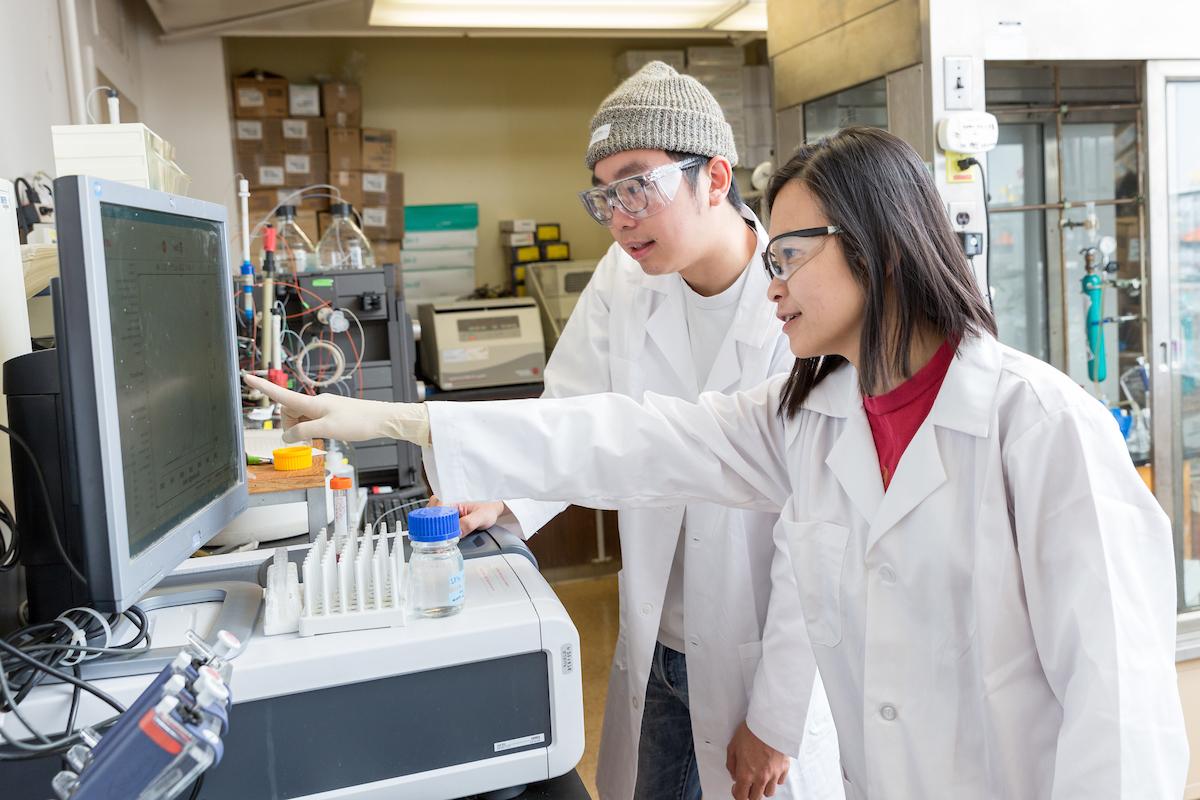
[436,62,841,800]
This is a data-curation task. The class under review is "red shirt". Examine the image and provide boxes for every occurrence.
[862,339,957,489]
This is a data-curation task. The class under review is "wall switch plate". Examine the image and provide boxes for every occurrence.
[944,56,973,110]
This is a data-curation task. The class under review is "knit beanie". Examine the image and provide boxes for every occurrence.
[585,61,738,169]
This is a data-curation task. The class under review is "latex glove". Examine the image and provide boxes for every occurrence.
[726,721,790,800]
[428,496,507,537]
[243,373,431,446]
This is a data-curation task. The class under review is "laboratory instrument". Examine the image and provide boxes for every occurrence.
[418,298,545,391]
[526,260,596,352]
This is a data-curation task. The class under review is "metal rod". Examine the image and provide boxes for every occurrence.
[1054,66,1072,373]
[991,197,1141,214]
[988,102,1143,116]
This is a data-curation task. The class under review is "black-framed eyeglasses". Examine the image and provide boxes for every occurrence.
[578,157,705,225]
[762,226,842,281]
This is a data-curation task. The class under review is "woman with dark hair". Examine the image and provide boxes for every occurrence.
[246,126,1187,798]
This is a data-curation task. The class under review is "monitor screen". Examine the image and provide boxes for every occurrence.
[100,203,241,558]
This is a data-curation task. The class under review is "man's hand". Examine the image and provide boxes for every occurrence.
[243,373,431,445]
[428,496,507,536]
[726,721,790,800]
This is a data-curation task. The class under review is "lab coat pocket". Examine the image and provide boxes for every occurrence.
[737,640,764,696]
[784,520,850,648]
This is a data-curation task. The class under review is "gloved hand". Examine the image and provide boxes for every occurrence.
[428,496,508,536]
[242,373,432,446]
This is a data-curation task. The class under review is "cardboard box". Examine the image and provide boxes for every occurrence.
[500,219,537,233]
[509,245,542,264]
[282,118,326,153]
[233,73,288,118]
[329,169,364,210]
[361,206,405,241]
[374,240,402,266]
[295,209,321,245]
[283,152,328,186]
[404,229,480,250]
[328,128,362,171]
[274,187,331,213]
[540,241,571,261]
[234,119,283,155]
[401,248,476,270]
[289,84,322,117]
[237,153,287,187]
[248,188,280,217]
[535,223,561,243]
[501,231,534,247]
[361,171,404,207]
[322,82,362,128]
[686,46,745,67]
[361,128,396,170]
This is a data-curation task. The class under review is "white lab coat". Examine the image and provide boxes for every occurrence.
[485,209,841,799]
[426,334,1188,798]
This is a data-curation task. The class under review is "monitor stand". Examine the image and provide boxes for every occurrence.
[71,580,262,682]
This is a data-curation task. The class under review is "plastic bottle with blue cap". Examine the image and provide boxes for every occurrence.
[407,506,465,618]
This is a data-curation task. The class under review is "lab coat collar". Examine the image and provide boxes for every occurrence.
[790,332,1002,433]
[792,333,1002,532]
[641,205,775,393]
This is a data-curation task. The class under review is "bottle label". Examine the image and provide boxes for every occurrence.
[448,572,464,604]
[362,172,387,192]
[283,119,308,139]
[286,154,311,174]
[236,120,262,140]
[349,243,363,269]
[237,88,264,108]
[362,207,387,227]
[259,166,285,186]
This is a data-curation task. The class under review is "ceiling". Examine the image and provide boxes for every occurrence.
[143,0,766,41]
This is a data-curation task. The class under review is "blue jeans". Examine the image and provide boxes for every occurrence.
[633,643,702,800]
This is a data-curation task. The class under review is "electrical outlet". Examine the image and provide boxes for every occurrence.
[949,203,974,229]
[944,56,972,110]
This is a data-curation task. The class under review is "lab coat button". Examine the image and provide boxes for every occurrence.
[880,704,897,722]
[640,603,653,616]
[688,637,700,648]
[633,696,641,710]
[878,565,897,584]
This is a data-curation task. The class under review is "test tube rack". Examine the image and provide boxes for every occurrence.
[263,523,408,637]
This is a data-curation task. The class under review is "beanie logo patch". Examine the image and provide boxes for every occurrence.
[589,124,612,148]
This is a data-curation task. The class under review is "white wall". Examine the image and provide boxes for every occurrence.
[0,0,236,221]
[0,1,72,181]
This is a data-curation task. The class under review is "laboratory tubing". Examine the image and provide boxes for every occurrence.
[407,506,465,618]
[275,205,315,274]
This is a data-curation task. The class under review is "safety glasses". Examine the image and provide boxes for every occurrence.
[762,226,842,281]
[578,157,705,225]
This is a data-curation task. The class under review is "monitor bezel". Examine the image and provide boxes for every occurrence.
[56,175,247,612]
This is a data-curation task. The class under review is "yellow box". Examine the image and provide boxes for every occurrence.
[535,223,561,243]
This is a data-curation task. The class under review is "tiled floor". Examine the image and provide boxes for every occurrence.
[551,574,620,799]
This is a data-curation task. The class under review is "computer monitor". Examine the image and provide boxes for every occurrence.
[3,176,247,622]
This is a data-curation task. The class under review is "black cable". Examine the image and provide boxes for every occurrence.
[0,637,125,714]
[0,496,18,570]
[958,157,993,311]
[0,422,87,583]
[187,772,205,800]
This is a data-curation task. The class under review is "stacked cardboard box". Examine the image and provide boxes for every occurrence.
[231,71,331,244]
[400,203,479,314]
[742,65,775,168]
[502,219,571,296]
[686,46,748,161]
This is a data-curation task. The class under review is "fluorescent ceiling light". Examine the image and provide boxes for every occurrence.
[713,0,766,31]
[369,0,766,31]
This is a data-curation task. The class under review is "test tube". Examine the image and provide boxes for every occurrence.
[331,476,352,546]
